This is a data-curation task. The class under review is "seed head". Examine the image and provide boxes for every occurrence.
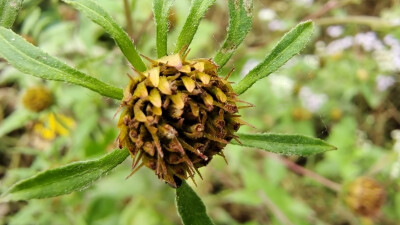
[117,52,242,187]
[345,177,385,217]
[22,86,54,112]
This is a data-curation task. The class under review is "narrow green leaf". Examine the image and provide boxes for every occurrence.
[63,0,147,72]
[234,21,314,95]
[174,0,216,53]
[176,181,214,225]
[2,149,130,201]
[0,27,123,100]
[0,0,23,28]
[153,0,174,58]
[231,133,336,156]
[213,0,253,69]
[0,109,38,138]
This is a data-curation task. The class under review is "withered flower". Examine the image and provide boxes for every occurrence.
[117,51,247,187]
[345,177,385,217]
[22,86,54,112]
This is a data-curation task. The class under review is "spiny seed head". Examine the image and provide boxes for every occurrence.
[22,86,54,112]
[117,52,242,188]
[344,177,385,217]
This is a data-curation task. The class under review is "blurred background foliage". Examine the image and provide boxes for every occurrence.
[0,0,399,224]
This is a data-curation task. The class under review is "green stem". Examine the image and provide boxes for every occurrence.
[123,0,134,38]
[315,16,399,29]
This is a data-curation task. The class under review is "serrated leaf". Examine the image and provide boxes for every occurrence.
[174,0,216,53]
[213,0,253,69]
[0,0,23,28]
[153,0,174,58]
[231,133,336,156]
[63,0,147,72]
[176,181,214,225]
[0,109,38,138]
[0,27,123,100]
[2,149,130,201]
[234,21,314,95]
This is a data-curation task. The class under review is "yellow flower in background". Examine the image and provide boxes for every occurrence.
[33,113,76,140]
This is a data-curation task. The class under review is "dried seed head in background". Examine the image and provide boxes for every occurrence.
[117,51,246,188]
[345,177,385,218]
[22,86,54,112]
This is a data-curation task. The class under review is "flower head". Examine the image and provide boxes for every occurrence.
[117,51,243,187]
[22,86,54,112]
[345,177,385,217]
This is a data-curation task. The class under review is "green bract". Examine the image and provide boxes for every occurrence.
[173,0,216,53]
[62,0,147,71]
[214,0,253,69]
[231,133,337,156]
[2,149,130,201]
[0,27,124,100]
[0,0,333,224]
[233,21,314,95]
[153,0,174,58]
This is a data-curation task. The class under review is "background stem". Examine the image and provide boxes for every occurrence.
[123,0,134,38]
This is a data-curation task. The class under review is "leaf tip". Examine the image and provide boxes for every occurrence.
[328,144,338,151]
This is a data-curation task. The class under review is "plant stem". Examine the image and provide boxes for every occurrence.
[303,0,340,20]
[264,152,341,192]
[315,16,399,29]
[134,13,154,43]
[303,0,358,20]
[123,0,134,38]
[258,191,296,225]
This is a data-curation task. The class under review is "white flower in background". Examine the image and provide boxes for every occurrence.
[258,8,276,21]
[354,32,384,52]
[325,36,353,55]
[268,74,294,98]
[326,26,344,38]
[390,18,400,26]
[240,59,260,77]
[299,87,328,112]
[393,55,400,71]
[315,40,327,55]
[372,35,400,72]
[373,50,397,72]
[303,54,320,69]
[268,19,286,31]
[376,75,396,92]
[383,35,400,49]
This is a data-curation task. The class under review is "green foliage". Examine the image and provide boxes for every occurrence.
[0,0,23,28]
[2,149,129,201]
[153,0,174,58]
[234,21,314,95]
[232,133,336,156]
[0,0,362,224]
[213,0,253,69]
[174,0,215,53]
[0,109,38,138]
[0,27,123,100]
[62,0,147,72]
[176,181,214,225]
